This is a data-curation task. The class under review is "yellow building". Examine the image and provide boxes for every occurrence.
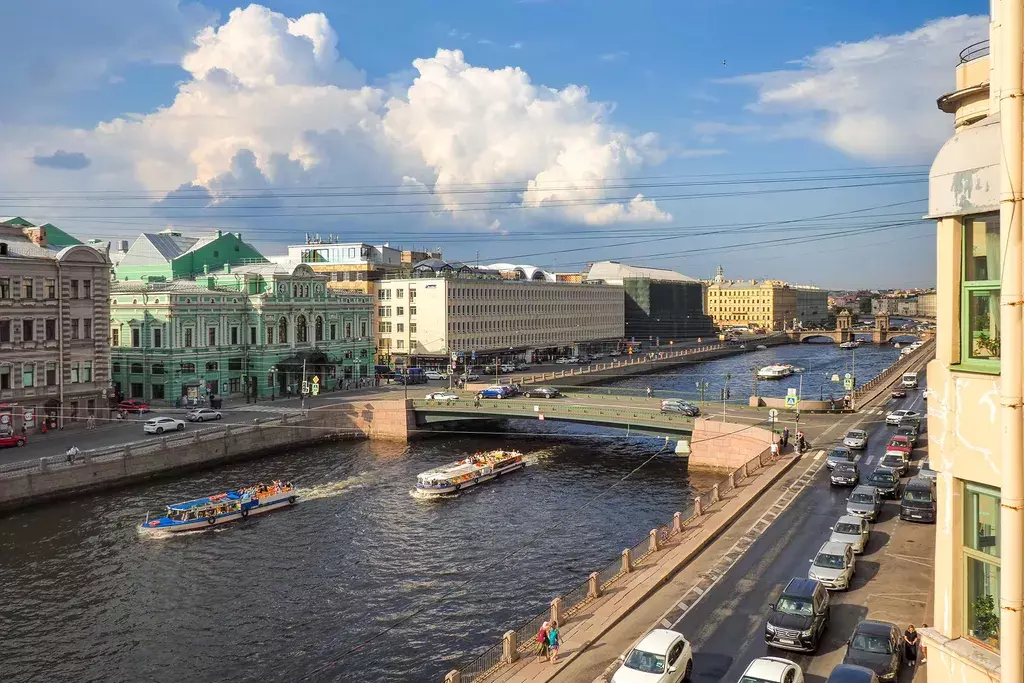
[922,4,1021,681]
[277,239,440,296]
[704,266,798,331]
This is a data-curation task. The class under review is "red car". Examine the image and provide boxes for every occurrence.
[118,399,150,414]
[887,435,913,456]
[0,433,27,448]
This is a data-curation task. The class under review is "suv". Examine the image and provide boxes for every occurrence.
[900,477,936,523]
[765,578,830,652]
[808,541,856,591]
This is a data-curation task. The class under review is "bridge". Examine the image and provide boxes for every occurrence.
[787,312,935,344]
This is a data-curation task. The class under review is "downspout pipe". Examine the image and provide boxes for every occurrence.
[998,0,1024,677]
[56,259,65,429]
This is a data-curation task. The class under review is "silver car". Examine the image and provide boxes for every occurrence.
[843,429,868,450]
[830,515,870,554]
[846,485,883,522]
[918,459,938,481]
[825,447,855,470]
[808,541,856,590]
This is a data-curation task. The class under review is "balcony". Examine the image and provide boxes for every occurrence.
[938,40,991,129]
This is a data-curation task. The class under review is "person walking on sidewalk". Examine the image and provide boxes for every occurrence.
[547,621,561,664]
[782,427,790,448]
[903,624,920,667]
[535,621,550,662]
[770,441,780,458]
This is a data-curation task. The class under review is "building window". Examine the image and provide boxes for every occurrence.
[345,322,352,338]
[410,305,417,316]
[71,319,79,340]
[206,361,219,372]
[153,328,162,348]
[231,327,239,345]
[181,362,196,373]
[279,318,288,344]
[72,363,81,383]
[267,325,275,344]
[360,321,367,337]
[962,214,1001,370]
[112,362,120,374]
[70,280,78,298]
[964,483,1001,649]
[0,364,8,389]
[228,358,242,372]
[46,363,57,386]
[84,319,92,339]
[315,316,324,342]
[184,328,194,348]
[296,315,308,343]
[45,319,56,341]
[330,323,337,341]
[0,278,9,298]
[111,328,119,346]
[208,328,217,346]
[45,278,56,299]
[152,384,165,400]
[410,323,417,334]
[22,278,33,299]
[131,328,140,347]
[396,306,404,316]
[22,363,34,387]
[22,319,33,341]
[83,362,92,382]
[396,323,404,333]
[83,280,91,299]
[396,340,404,349]
[152,363,165,375]
[129,363,143,375]
[229,377,241,392]
[250,327,257,345]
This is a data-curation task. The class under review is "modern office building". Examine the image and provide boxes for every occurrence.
[704,266,798,331]
[585,261,712,340]
[917,292,937,318]
[921,6,1018,682]
[0,220,112,430]
[375,259,624,366]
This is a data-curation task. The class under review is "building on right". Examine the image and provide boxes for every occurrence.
[922,3,1021,681]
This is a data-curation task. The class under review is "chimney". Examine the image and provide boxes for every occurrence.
[203,264,210,275]
[120,240,129,253]
[216,229,222,238]
[225,263,232,273]
[235,232,241,239]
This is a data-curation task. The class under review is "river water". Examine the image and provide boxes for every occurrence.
[0,341,904,683]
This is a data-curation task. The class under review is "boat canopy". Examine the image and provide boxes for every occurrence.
[167,491,242,511]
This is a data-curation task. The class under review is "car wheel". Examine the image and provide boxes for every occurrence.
[16,438,25,447]
[684,659,693,681]
[156,427,164,434]
[217,414,222,419]
[176,423,184,431]
[524,392,532,398]
[197,417,204,422]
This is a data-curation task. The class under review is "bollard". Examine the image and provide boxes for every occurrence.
[123,445,132,458]
[39,457,48,472]
[711,483,720,503]
[550,596,563,626]
[673,511,683,534]
[649,528,660,553]
[502,630,518,664]
[739,462,748,480]
[588,571,602,599]
[693,495,703,516]
[726,471,735,489]
[621,548,632,574]
[444,671,461,683]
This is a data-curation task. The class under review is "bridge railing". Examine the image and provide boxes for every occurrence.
[850,340,935,408]
[412,398,695,431]
[445,445,777,683]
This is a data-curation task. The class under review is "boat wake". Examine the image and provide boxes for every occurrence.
[295,475,365,502]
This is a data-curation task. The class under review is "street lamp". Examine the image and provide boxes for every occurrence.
[695,379,710,405]
[270,366,278,401]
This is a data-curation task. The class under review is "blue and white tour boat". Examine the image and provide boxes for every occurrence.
[141,481,298,532]
[415,450,525,497]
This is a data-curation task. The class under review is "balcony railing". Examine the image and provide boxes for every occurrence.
[960,39,990,64]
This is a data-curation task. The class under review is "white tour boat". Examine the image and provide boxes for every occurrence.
[757,364,794,380]
[839,341,859,349]
[416,449,525,496]
[141,481,298,533]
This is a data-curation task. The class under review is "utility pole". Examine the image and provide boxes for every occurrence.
[301,358,307,411]
[722,372,732,423]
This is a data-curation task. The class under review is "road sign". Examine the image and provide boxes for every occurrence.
[311,383,320,396]
[843,378,855,391]
[787,387,798,398]
[451,352,458,361]
[844,372,852,380]
[312,375,320,384]
[538,414,545,421]
[471,351,477,360]
[785,396,799,408]
[768,409,779,419]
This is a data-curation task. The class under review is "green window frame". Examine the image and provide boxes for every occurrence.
[959,213,1001,374]
[963,483,1001,650]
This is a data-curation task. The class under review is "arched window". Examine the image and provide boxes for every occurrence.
[315,316,324,342]
[296,315,308,343]
[278,317,288,344]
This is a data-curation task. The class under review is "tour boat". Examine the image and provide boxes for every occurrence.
[140,481,298,533]
[839,341,859,349]
[757,364,794,380]
[415,449,525,496]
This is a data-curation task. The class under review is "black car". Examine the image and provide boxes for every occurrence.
[830,462,860,487]
[764,578,830,652]
[895,424,919,445]
[522,386,561,399]
[866,467,902,499]
[843,620,902,681]
[900,477,937,523]
[826,664,879,683]
[661,400,700,417]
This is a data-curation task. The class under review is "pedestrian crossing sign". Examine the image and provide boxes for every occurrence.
[311,383,320,396]
[843,378,854,391]
[785,395,799,408]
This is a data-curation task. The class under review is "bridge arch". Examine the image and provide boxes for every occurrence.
[801,335,837,344]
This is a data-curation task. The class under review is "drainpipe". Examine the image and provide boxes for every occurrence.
[56,259,65,428]
[998,1,1023,678]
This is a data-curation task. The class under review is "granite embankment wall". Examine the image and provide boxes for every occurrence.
[0,399,413,511]
[688,418,776,471]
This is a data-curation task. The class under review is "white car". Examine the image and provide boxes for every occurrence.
[500,364,516,373]
[425,392,459,401]
[143,416,185,434]
[885,409,921,425]
[609,350,622,357]
[424,370,448,380]
[612,628,692,683]
[842,429,868,450]
[555,358,570,364]
[186,408,222,422]
[739,657,804,683]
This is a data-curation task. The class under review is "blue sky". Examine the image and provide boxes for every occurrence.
[0,0,991,288]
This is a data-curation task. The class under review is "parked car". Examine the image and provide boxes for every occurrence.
[808,541,856,591]
[842,430,868,450]
[830,462,861,487]
[500,364,516,373]
[764,578,830,653]
[186,408,222,422]
[846,485,882,522]
[555,358,571,364]
[825,447,855,471]
[918,459,938,480]
[900,477,937,523]
[425,392,460,401]
[885,409,921,426]
[842,620,902,682]
[478,386,512,399]
[886,435,913,456]
[118,399,150,414]
[143,417,185,434]
[459,373,480,382]
[739,658,804,683]
[424,370,448,380]
[829,515,870,554]
[522,386,561,399]
[609,350,622,357]
[895,424,919,445]
[0,433,28,448]
[890,387,907,399]
[879,451,908,477]
[661,400,700,417]
[612,628,693,683]
[825,664,879,683]
[514,363,530,371]
[866,467,902,499]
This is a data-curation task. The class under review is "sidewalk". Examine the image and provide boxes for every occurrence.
[479,452,803,683]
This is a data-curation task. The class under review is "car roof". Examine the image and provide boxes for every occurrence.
[634,628,683,652]
[905,477,934,489]
[854,619,896,636]
[818,540,851,554]
[782,577,819,597]
[827,664,876,683]
[836,514,864,526]
[743,657,795,681]
[870,466,897,476]
[851,485,877,495]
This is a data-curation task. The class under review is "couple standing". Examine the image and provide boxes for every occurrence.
[535,621,562,664]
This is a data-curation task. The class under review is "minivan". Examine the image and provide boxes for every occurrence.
[900,477,936,523]
[901,372,918,389]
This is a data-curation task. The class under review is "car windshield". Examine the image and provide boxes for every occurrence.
[847,431,866,439]
[851,492,875,503]
[829,450,851,460]
[835,522,861,535]
[870,472,896,484]
[835,464,857,474]
[740,677,778,683]
[904,489,933,502]
[622,649,666,674]
[852,632,892,654]
[814,552,846,569]
[776,596,813,616]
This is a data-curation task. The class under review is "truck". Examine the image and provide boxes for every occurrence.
[901,371,919,389]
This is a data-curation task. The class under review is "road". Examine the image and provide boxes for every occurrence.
[566,381,933,683]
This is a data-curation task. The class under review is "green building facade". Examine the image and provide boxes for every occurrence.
[109,235,374,403]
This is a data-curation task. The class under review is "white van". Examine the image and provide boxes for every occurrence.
[902,371,919,389]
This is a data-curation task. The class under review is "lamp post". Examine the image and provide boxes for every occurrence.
[270,366,278,401]
[722,372,732,423]
[696,379,710,405]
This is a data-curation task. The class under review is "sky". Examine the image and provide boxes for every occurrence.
[0,0,992,289]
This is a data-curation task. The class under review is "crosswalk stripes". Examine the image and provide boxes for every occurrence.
[239,405,306,415]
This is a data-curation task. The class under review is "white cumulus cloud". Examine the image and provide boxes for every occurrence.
[723,15,989,162]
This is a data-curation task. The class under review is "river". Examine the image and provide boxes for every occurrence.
[0,341,905,682]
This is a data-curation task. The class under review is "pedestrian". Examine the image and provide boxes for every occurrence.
[646,386,653,399]
[829,397,835,411]
[547,621,561,664]
[770,441,780,458]
[66,445,80,464]
[920,623,928,663]
[782,427,790,448]
[535,621,550,662]
[903,624,920,666]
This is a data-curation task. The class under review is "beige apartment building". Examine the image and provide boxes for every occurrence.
[278,237,439,296]
[922,3,1021,681]
[375,260,624,366]
[705,266,799,330]
[0,221,112,431]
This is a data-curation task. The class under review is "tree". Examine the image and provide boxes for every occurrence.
[859,297,872,314]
